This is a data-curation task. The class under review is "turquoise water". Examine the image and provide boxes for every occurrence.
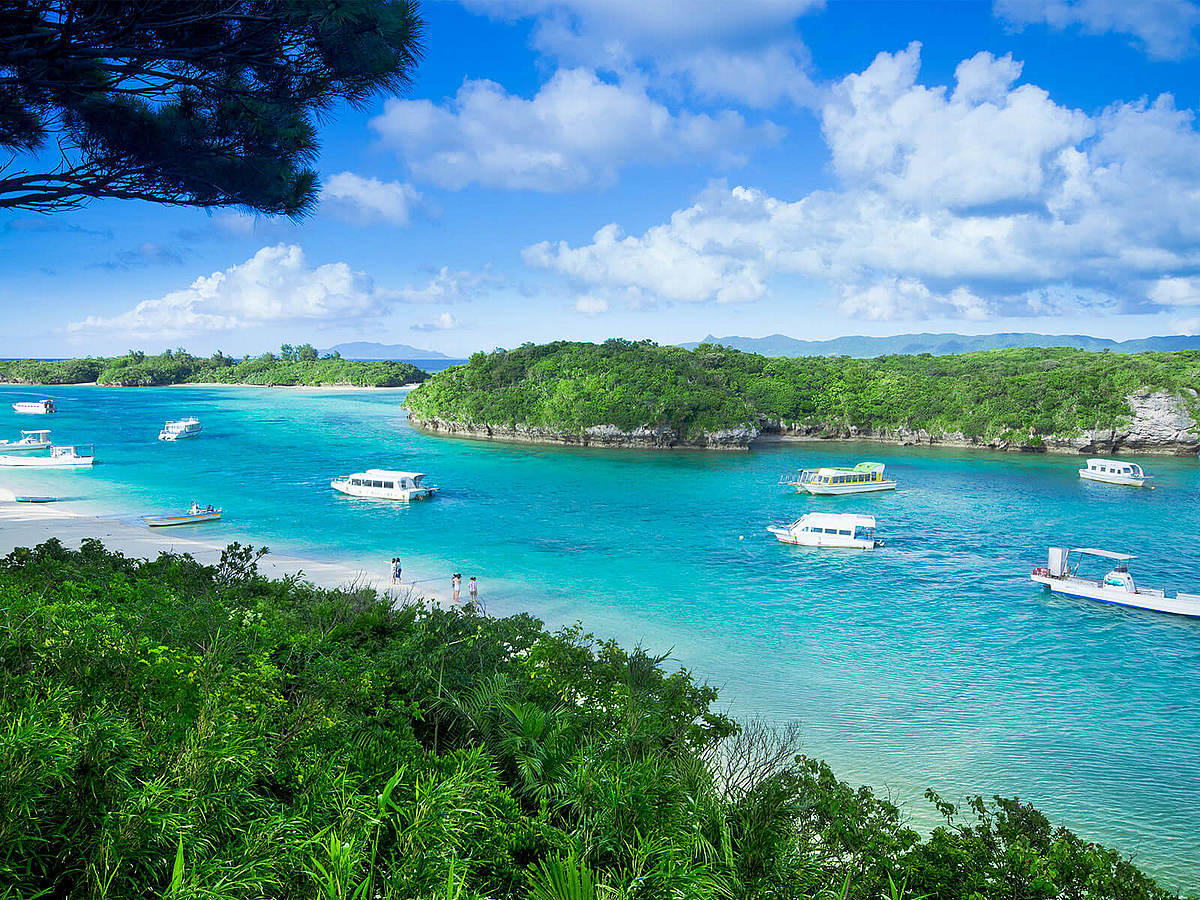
[3,384,1200,888]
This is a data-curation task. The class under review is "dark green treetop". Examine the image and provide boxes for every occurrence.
[0,0,423,214]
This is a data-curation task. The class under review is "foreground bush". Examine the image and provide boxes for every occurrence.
[0,540,1186,899]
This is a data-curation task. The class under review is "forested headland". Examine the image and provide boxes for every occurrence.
[406,341,1200,453]
[0,539,1186,899]
[0,346,429,388]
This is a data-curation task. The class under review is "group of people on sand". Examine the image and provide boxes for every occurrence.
[390,557,478,604]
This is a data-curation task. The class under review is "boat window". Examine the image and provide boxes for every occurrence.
[823,528,838,534]
[383,482,394,489]
[838,529,851,536]
[350,478,361,486]
[854,526,874,540]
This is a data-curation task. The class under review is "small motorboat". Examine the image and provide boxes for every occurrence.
[331,469,438,501]
[12,399,56,414]
[768,512,880,549]
[782,461,897,495]
[1032,547,1200,618]
[143,503,222,527]
[158,418,202,441]
[15,496,60,503]
[0,444,95,467]
[1079,458,1150,487]
[0,429,52,451]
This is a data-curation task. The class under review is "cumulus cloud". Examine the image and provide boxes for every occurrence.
[321,171,423,225]
[412,312,465,332]
[68,244,389,339]
[996,0,1200,60]
[457,0,823,107]
[524,44,1200,322]
[371,68,777,191]
[393,266,502,304]
[573,294,609,314]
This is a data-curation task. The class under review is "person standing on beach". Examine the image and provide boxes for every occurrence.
[451,573,461,602]
[468,576,477,603]
[391,557,402,585]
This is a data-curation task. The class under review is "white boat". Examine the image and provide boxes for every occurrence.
[0,429,52,451]
[331,469,438,501]
[11,399,55,414]
[1079,458,1150,487]
[767,512,880,549]
[143,503,222,527]
[158,417,202,441]
[783,461,897,495]
[1031,547,1200,618]
[0,444,95,467]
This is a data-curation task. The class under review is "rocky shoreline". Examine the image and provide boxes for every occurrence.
[409,391,1200,456]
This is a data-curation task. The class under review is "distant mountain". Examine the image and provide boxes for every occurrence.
[322,341,449,360]
[678,332,1200,357]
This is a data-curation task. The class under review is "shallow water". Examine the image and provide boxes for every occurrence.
[3,384,1199,888]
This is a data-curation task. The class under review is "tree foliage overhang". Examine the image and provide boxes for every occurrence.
[0,0,423,215]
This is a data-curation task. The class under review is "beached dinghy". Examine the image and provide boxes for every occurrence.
[0,444,95,467]
[1031,547,1200,618]
[143,503,222,527]
[15,496,60,503]
[0,429,52,451]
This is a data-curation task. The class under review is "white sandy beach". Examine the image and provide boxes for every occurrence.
[0,497,450,606]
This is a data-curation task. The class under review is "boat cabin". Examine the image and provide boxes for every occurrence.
[789,513,877,542]
[346,470,428,491]
[52,444,94,460]
[1083,459,1144,478]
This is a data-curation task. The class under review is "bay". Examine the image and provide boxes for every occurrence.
[3,384,1198,888]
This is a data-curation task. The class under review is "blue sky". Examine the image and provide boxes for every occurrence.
[3,0,1200,357]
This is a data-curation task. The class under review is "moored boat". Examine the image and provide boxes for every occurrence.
[331,469,438,501]
[1031,547,1200,618]
[15,496,60,503]
[143,503,222,527]
[1078,458,1150,487]
[158,417,202,441]
[11,399,55,414]
[783,461,896,495]
[0,444,95,467]
[0,429,52,451]
[767,512,880,549]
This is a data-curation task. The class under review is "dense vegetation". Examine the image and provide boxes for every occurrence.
[0,346,428,387]
[406,341,1200,443]
[0,539,1186,899]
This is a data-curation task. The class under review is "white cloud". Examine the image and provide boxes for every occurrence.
[68,244,389,339]
[321,171,422,225]
[393,266,502,304]
[457,0,823,108]
[524,45,1200,321]
[1148,276,1200,305]
[573,294,609,314]
[371,68,777,191]
[1174,316,1200,334]
[412,312,465,332]
[996,0,1200,60]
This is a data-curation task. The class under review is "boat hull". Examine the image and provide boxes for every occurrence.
[11,404,53,414]
[331,480,436,501]
[0,455,93,467]
[767,526,876,549]
[1032,574,1200,618]
[0,442,51,452]
[143,512,221,527]
[1079,470,1146,487]
[796,480,897,495]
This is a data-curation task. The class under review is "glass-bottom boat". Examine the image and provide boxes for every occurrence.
[783,461,897,495]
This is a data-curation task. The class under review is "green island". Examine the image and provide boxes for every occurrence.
[0,345,429,388]
[0,539,1184,899]
[405,341,1200,453]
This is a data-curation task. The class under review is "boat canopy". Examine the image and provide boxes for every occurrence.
[1070,548,1136,560]
[362,469,425,480]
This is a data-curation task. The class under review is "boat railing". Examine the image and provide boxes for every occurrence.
[1136,587,1166,598]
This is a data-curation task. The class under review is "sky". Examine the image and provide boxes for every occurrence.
[3,0,1200,358]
